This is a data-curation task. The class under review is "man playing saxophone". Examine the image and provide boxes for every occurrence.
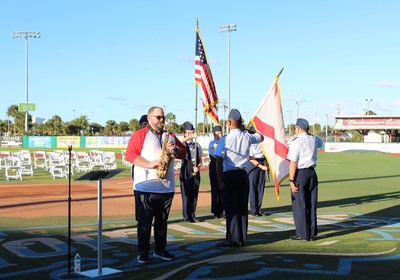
[126,106,186,264]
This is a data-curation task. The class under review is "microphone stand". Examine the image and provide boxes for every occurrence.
[58,145,80,278]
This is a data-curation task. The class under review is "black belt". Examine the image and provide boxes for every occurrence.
[298,166,314,170]
[224,168,246,173]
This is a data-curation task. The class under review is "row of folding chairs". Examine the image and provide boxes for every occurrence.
[1,150,119,181]
[1,150,34,181]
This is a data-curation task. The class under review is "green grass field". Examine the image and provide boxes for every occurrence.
[0,152,399,279]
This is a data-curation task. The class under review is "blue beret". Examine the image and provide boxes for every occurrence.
[139,115,147,124]
[183,122,194,131]
[212,125,222,133]
[228,109,242,122]
[295,118,309,130]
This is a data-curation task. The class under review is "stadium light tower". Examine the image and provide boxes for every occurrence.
[220,100,228,134]
[296,100,302,119]
[12,31,41,132]
[287,110,292,136]
[365,98,373,115]
[219,24,237,113]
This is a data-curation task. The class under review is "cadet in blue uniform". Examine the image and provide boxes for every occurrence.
[287,118,323,241]
[215,109,264,247]
[208,125,224,218]
[179,122,204,223]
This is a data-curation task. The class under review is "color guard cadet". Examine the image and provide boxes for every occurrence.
[287,118,323,241]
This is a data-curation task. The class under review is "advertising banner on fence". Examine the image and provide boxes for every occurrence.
[56,136,80,148]
[0,136,22,148]
[85,136,130,148]
[28,136,53,148]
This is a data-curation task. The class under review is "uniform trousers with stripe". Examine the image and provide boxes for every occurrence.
[221,169,249,243]
[179,160,201,220]
[291,168,318,239]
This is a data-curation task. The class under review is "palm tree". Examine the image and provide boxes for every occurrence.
[104,120,118,136]
[73,115,90,135]
[7,105,24,135]
[45,115,63,135]
[129,118,140,132]
[165,112,179,132]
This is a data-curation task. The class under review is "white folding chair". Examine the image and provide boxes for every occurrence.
[5,156,22,181]
[90,153,105,170]
[75,152,91,172]
[49,153,67,179]
[34,151,48,170]
[103,151,117,170]
[0,151,11,170]
[121,149,131,167]
[19,153,34,176]
[63,153,74,176]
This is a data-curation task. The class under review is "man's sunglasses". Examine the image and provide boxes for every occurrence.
[151,115,165,120]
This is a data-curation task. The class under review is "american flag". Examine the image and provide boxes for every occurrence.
[195,27,219,123]
[251,71,289,200]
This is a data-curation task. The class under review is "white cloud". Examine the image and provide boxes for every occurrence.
[377,80,400,87]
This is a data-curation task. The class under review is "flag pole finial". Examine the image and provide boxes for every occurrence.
[196,18,199,29]
[276,67,284,79]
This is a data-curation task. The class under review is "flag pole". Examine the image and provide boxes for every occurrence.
[194,19,199,168]
[194,80,199,168]
[276,67,284,79]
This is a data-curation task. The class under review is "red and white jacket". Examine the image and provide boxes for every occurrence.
[126,127,186,193]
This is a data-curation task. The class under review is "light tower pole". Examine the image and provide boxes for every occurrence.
[296,100,302,119]
[365,98,373,115]
[219,24,237,113]
[287,110,292,136]
[12,31,41,132]
[220,100,228,134]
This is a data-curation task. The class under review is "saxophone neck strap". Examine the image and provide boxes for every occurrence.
[148,126,165,147]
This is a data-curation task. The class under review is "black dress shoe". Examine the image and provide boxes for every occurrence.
[216,240,231,247]
[193,217,204,222]
[289,236,310,241]
[251,212,261,217]
[184,218,195,223]
[231,241,245,248]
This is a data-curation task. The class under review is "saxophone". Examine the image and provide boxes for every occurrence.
[156,131,172,180]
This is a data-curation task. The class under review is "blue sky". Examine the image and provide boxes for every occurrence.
[1,0,399,128]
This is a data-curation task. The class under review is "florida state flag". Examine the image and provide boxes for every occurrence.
[251,69,289,200]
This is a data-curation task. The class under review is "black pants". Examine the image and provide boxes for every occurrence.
[247,160,266,214]
[221,169,249,243]
[209,157,223,216]
[291,168,318,239]
[134,190,174,254]
[180,161,201,220]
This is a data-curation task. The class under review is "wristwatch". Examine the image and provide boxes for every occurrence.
[289,179,295,183]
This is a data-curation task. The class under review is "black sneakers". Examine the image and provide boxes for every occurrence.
[137,251,176,263]
[137,254,152,264]
[153,251,176,261]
